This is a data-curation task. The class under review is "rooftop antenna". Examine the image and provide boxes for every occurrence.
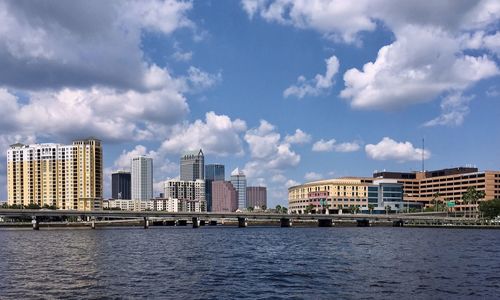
[422,137,425,173]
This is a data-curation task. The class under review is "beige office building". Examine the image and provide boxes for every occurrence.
[7,138,103,210]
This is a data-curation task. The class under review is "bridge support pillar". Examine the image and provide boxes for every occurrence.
[280,218,292,227]
[209,220,218,226]
[238,217,247,228]
[192,217,200,228]
[91,218,96,230]
[32,216,39,230]
[392,219,404,227]
[318,219,333,227]
[144,217,149,229]
[200,220,206,226]
[177,220,187,226]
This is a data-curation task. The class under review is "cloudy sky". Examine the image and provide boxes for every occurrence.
[0,0,499,207]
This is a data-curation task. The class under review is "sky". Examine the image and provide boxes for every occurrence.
[0,0,499,207]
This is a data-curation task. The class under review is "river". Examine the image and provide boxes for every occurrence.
[0,227,499,299]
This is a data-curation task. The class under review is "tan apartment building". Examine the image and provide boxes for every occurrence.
[288,178,372,214]
[7,138,103,210]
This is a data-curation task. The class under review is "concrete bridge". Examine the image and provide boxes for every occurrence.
[0,209,478,230]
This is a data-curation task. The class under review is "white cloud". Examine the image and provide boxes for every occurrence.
[285,179,300,188]
[304,172,322,181]
[161,111,247,156]
[172,50,193,62]
[312,139,336,152]
[284,55,339,98]
[243,120,301,178]
[284,129,311,144]
[0,84,189,143]
[423,92,473,127]
[184,66,222,92]
[341,26,499,110]
[312,138,361,152]
[365,137,430,162]
[0,0,194,90]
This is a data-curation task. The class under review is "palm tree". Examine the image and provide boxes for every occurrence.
[261,205,267,211]
[305,204,314,214]
[368,204,375,215]
[275,205,282,214]
[247,206,254,212]
[463,187,484,218]
[385,205,391,215]
[432,192,441,212]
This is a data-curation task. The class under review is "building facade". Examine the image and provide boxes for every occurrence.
[246,186,267,209]
[288,178,372,214]
[164,179,206,212]
[180,149,204,181]
[364,180,404,213]
[212,181,238,212]
[7,138,103,210]
[152,198,179,212]
[373,167,500,211]
[112,171,131,199]
[205,163,225,212]
[131,156,153,201]
[230,168,247,210]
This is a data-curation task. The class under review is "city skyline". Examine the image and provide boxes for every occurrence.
[0,1,499,208]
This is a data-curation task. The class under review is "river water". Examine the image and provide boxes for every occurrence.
[0,227,499,299]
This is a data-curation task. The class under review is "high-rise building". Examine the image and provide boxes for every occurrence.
[205,164,225,212]
[230,168,247,209]
[7,138,103,210]
[212,181,237,212]
[246,186,267,209]
[164,179,206,212]
[131,156,153,201]
[112,171,131,199]
[180,149,204,181]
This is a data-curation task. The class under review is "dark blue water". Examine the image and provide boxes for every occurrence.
[0,227,499,299]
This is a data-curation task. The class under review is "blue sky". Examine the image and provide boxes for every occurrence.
[0,0,499,207]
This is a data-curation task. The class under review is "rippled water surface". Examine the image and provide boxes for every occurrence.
[1,227,499,299]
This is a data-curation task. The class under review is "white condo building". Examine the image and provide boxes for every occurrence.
[131,156,153,201]
[164,179,206,212]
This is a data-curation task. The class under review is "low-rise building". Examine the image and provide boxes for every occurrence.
[164,179,206,212]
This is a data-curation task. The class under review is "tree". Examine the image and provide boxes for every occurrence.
[479,199,500,219]
[305,204,314,214]
[282,207,288,214]
[261,205,267,211]
[247,206,254,212]
[368,204,375,215]
[385,205,391,215]
[432,192,441,212]
[25,203,41,209]
[275,205,282,214]
[463,187,485,218]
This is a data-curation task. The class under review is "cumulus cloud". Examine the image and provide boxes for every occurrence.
[341,26,499,110]
[284,55,339,98]
[244,0,500,124]
[0,86,189,143]
[0,0,194,90]
[423,92,473,127]
[365,137,430,162]
[160,111,247,156]
[243,120,301,178]
[304,172,322,181]
[312,138,361,152]
[284,129,312,144]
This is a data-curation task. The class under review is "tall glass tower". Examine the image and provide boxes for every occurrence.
[230,168,247,210]
[205,164,225,212]
[180,149,204,181]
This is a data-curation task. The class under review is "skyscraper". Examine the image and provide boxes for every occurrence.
[230,168,247,209]
[205,164,225,212]
[212,181,237,212]
[7,138,103,210]
[180,149,204,181]
[131,156,153,201]
[112,171,131,199]
[246,186,267,209]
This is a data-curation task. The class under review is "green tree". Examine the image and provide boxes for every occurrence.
[25,203,41,209]
[462,187,485,218]
[385,205,391,215]
[261,205,267,211]
[479,199,500,219]
[432,192,441,212]
[304,204,315,214]
[275,205,282,214]
[247,206,254,212]
[368,204,375,215]
[282,207,288,214]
